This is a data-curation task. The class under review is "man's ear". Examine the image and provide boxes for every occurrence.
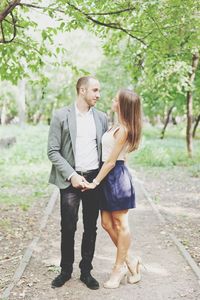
[80,87,86,95]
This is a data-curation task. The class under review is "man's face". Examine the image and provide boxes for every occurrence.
[82,78,100,107]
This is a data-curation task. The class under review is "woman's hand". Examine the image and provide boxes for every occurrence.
[81,182,96,192]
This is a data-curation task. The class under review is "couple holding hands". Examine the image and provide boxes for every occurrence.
[47,76,142,290]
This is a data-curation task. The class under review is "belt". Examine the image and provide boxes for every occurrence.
[76,169,99,176]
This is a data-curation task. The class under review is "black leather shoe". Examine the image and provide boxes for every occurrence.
[51,271,71,288]
[80,272,99,290]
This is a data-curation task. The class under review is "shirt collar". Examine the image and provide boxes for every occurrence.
[75,102,93,117]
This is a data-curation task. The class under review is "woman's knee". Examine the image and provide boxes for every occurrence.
[101,213,114,232]
[112,215,129,234]
[101,220,113,232]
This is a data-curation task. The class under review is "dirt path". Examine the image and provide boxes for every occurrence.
[2,171,200,300]
[135,166,200,267]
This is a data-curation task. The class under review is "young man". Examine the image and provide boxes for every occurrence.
[47,76,108,290]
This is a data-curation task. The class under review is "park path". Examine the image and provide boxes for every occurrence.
[3,170,200,300]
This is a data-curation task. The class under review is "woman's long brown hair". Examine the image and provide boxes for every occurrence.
[118,89,142,152]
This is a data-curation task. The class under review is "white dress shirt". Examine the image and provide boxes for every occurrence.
[68,104,99,180]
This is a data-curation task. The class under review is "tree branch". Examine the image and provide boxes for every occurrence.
[0,0,21,22]
[87,7,136,16]
[18,3,136,16]
[18,2,65,13]
[0,21,5,42]
[7,11,17,43]
[13,39,43,55]
[146,13,166,38]
[0,10,17,43]
[4,18,24,28]
[66,2,146,45]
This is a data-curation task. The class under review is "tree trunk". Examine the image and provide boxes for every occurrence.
[186,52,199,158]
[16,79,26,125]
[172,116,177,125]
[1,99,7,125]
[160,105,174,139]
[192,114,200,138]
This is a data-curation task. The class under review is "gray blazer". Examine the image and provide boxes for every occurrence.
[47,103,108,189]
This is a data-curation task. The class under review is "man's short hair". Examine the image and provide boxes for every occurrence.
[76,76,97,94]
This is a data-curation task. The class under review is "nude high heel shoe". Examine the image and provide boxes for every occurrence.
[126,256,143,284]
[103,264,128,289]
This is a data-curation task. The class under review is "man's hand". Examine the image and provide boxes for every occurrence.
[81,182,96,192]
[70,174,88,189]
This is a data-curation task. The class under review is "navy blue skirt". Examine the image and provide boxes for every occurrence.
[100,161,135,211]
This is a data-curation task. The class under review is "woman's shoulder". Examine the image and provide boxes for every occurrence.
[114,125,128,144]
[114,125,128,136]
[105,124,128,139]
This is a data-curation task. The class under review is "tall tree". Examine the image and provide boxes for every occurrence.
[186,52,199,156]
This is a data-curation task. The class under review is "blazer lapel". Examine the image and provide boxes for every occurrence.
[68,103,76,155]
[92,108,102,157]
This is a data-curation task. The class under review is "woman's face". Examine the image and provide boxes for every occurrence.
[111,94,119,112]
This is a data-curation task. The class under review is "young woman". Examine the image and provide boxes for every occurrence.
[83,88,142,289]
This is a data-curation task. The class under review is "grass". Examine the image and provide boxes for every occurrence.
[0,124,53,209]
[189,164,200,178]
[128,123,200,173]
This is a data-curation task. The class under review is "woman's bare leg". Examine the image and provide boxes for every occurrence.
[101,210,118,245]
[111,210,131,266]
[101,209,141,286]
[101,210,132,261]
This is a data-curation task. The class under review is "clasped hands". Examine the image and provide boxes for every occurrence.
[71,174,96,191]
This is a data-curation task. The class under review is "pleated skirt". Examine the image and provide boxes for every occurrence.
[100,160,135,211]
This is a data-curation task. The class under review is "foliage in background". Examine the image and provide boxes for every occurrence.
[95,56,133,114]
[128,124,200,168]
[0,125,53,209]
[0,0,200,156]
[1,1,200,111]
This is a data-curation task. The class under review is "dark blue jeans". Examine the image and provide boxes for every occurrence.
[59,170,101,274]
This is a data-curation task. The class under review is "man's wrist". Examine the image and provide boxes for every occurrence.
[68,171,77,181]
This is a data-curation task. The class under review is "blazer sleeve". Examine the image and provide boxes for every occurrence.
[103,113,109,132]
[47,111,75,180]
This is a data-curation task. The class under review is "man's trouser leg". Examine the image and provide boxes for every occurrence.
[79,171,100,273]
[60,187,80,274]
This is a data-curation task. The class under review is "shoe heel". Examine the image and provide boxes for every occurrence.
[141,261,147,271]
[127,257,143,284]
[103,266,128,289]
[121,274,127,285]
[137,257,147,269]
[128,273,141,284]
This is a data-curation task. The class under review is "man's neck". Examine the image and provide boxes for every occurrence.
[76,99,90,113]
